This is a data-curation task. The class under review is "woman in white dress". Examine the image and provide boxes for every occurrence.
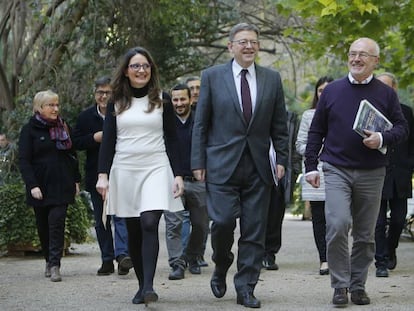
[96,47,184,306]
[296,76,333,275]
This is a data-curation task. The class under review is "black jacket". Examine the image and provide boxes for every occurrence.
[382,104,414,199]
[18,116,81,207]
[72,105,103,192]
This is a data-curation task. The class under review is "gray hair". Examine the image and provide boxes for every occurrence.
[376,72,398,88]
[228,23,259,41]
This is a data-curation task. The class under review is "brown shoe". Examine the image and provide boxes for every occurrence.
[332,288,348,305]
[50,266,62,282]
[351,290,370,305]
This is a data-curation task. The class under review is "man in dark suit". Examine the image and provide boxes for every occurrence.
[374,72,414,277]
[191,23,289,308]
[73,76,132,276]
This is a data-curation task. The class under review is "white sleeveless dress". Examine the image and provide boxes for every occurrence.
[106,96,183,217]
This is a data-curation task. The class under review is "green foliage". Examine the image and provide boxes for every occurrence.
[0,181,40,249]
[0,179,92,252]
[290,181,305,216]
[66,194,92,244]
[277,0,414,88]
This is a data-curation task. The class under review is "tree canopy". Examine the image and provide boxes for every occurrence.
[0,0,412,134]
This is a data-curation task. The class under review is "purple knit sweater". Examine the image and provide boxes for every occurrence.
[305,76,408,172]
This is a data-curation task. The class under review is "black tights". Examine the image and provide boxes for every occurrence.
[126,210,163,294]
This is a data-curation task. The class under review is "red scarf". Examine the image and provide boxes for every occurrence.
[35,113,72,150]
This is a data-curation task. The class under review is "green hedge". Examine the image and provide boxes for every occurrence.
[0,180,91,252]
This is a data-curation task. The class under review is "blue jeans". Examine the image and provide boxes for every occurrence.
[90,189,129,262]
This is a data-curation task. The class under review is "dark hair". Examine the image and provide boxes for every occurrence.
[94,76,111,89]
[312,76,334,108]
[229,23,260,41]
[111,46,162,114]
[171,84,191,99]
[185,76,200,84]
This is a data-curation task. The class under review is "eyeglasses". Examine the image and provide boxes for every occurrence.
[348,51,378,59]
[43,103,59,109]
[128,63,151,71]
[231,39,259,47]
[95,90,112,96]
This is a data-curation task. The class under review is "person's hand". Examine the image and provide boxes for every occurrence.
[305,171,320,188]
[31,187,43,200]
[362,130,381,149]
[93,131,103,143]
[193,169,205,182]
[75,183,80,195]
[276,164,285,180]
[96,173,109,200]
[173,176,184,198]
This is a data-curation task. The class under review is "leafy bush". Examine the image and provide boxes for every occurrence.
[0,179,91,252]
[290,182,305,216]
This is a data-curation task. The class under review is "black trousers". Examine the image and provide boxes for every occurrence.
[375,198,407,268]
[310,200,327,262]
[264,185,285,259]
[33,205,68,267]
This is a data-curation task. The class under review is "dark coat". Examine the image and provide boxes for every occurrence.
[18,116,81,207]
[382,104,414,199]
[280,110,302,204]
[72,105,103,192]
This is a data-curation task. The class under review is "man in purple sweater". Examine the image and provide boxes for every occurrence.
[305,38,408,307]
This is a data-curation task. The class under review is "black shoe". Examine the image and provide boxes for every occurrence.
[332,288,348,306]
[376,267,389,277]
[143,290,158,306]
[350,289,370,305]
[197,255,208,267]
[319,262,329,275]
[210,268,227,298]
[388,251,397,270]
[236,292,261,308]
[188,261,201,274]
[132,290,144,304]
[169,265,185,280]
[117,255,132,275]
[262,257,279,270]
[97,261,114,276]
[210,253,234,298]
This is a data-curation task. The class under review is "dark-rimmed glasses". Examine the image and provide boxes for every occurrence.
[128,63,151,71]
[95,90,112,97]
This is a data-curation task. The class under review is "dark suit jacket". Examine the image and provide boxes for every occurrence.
[382,104,414,199]
[72,104,103,192]
[191,60,289,185]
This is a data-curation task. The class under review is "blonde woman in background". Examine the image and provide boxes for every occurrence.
[19,90,80,282]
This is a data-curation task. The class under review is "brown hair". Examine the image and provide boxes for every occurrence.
[111,46,162,114]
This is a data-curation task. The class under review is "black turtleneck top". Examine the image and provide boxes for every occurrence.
[98,87,184,176]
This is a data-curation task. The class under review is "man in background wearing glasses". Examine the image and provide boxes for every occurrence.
[305,38,408,306]
[73,76,132,276]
